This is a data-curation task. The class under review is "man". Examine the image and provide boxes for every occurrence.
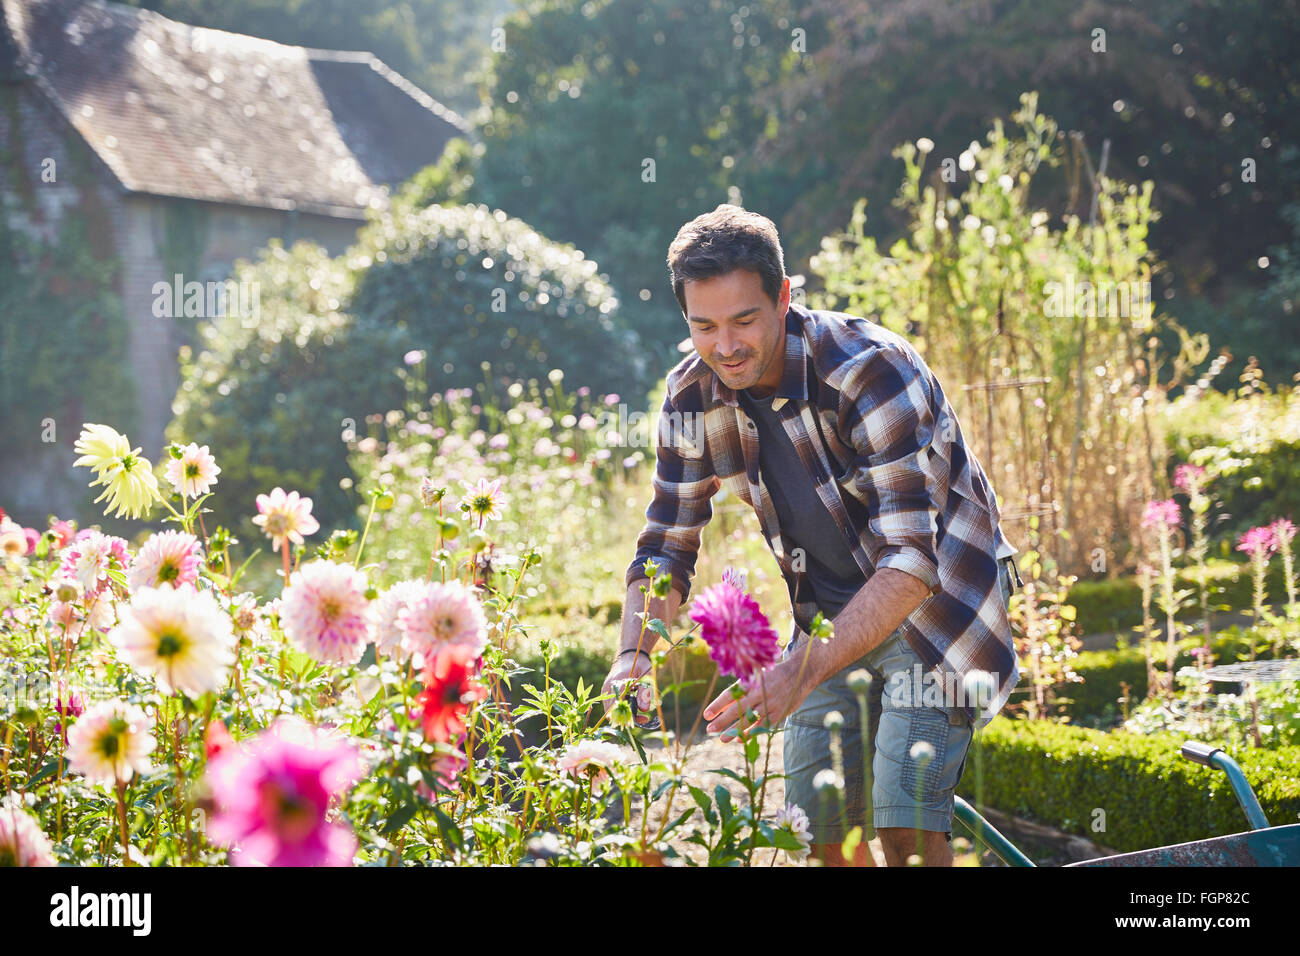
[602,204,1020,866]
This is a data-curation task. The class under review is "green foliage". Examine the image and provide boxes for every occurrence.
[166,239,357,547]
[167,203,645,542]
[394,137,483,209]
[472,0,810,360]
[809,93,1206,575]
[1165,377,1300,543]
[761,0,1300,321]
[348,202,648,401]
[1067,559,1287,635]
[958,715,1300,853]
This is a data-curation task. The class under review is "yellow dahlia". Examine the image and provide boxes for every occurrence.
[72,424,162,520]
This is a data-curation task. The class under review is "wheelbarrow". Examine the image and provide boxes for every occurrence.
[952,740,1300,866]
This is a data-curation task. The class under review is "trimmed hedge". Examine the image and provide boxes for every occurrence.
[957,716,1300,854]
[1060,628,1280,727]
[1066,559,1288,636]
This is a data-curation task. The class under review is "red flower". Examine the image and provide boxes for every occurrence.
[205,719,235,761]
[50,519,77,550]
[417,644,487,742]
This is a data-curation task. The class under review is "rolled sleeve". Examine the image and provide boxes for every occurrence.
[847,348,943,594]
[624,391,720,603]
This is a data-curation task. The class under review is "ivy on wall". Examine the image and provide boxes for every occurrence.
[0,86,137,461]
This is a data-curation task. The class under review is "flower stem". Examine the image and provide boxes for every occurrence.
[355,493,379,569]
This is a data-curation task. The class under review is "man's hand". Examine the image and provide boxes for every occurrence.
[701,649,820,743]
[601,650,655,716]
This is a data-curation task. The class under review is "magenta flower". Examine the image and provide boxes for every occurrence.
[721,566,749,591]
[1141,499,1181,530]
[206,717,365,867]
[1269,518,1296,547]
[1236,525,1277,558]
[1173,464,1208,494]
[688,582,780,690]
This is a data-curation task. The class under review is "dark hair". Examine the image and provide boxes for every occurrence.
[667,204,786,315]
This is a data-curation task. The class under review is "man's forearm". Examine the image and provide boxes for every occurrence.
[618,578,682,657]
[801,568,932,685]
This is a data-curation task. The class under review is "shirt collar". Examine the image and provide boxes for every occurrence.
[710,304,810,409]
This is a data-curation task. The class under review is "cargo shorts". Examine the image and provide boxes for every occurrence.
[781,557,1016,844]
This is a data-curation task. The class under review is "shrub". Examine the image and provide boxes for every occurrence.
[958,716,1300,854]
[1067,559,1288,635]
[167,204,649,541]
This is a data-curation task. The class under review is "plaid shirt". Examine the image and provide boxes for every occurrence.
[625,302,1020,724]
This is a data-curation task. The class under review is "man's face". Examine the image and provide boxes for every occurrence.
[683,269,790,396]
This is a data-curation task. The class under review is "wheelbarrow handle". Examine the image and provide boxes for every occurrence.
[1180,741,1271,831]
[953,796,1037,867]
[1180,741,1220,766]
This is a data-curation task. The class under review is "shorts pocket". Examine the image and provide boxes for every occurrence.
[898,709,950,803]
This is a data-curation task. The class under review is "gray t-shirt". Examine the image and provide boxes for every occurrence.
[738,387,867,620]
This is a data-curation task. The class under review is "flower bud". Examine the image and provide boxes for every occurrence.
[610,699,634,730]
[846,669,872,696]
[962,670,997,710]
[822,709,844,732]
[813,768,844,792]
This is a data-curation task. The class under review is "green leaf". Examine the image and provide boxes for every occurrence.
[380,800,419,836]
[432,806,464,851]
[687,784,716,825]
[27,758,61,785]
[714,784,734,822]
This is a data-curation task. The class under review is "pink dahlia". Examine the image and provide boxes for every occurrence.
[556,739,627,789]
[58,530,130,596]
[367,579,426,657]
[1236,525,1277,558]
[0,795,56,867]
[252,487,320,554]
[417,739,469,796]
[397,579,488,661]
[165,442,221,497]
[688,582,780,690]
[127,530,202,591]
[1141,499,1181,530]
[279,560,372,666]
[205,717,364,867]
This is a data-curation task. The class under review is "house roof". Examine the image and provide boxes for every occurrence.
[2,0,471,218]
